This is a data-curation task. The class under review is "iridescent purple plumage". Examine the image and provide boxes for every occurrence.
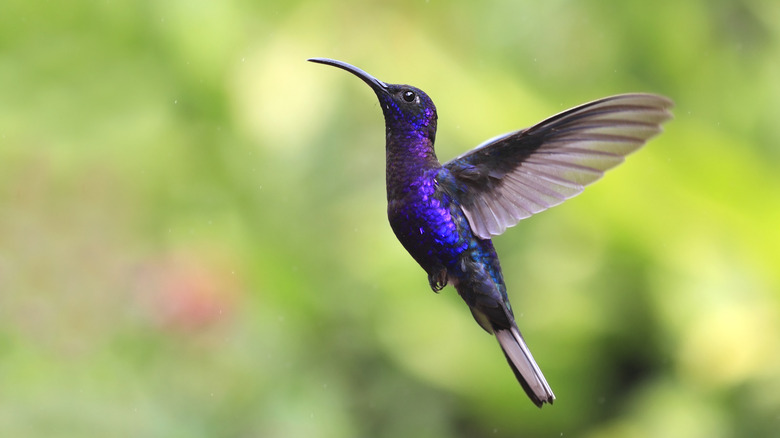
[308,57,673,407]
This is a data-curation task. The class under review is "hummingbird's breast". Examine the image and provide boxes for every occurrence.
[387,168,470,275]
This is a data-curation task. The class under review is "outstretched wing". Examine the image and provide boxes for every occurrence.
[442,93,673,240]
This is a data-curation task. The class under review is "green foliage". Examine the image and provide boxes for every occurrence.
[1,0,779,436]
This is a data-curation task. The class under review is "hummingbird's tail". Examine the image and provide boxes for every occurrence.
[495,325,555,407]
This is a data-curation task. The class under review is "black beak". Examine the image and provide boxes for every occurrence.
[308,58,389,94]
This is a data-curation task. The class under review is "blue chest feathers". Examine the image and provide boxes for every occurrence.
[387,168,471,272]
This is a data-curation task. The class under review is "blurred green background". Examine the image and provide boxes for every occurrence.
[1,0,779,437]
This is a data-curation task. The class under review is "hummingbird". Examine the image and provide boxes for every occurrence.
[309,57,673,407]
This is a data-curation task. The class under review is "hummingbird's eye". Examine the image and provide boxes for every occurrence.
[402,90,416,102]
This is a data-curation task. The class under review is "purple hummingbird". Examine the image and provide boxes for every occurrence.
[309,58,672,407]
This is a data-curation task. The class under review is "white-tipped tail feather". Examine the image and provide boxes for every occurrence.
[495,326,555,407]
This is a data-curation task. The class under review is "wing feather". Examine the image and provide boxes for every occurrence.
[443,93,673,239]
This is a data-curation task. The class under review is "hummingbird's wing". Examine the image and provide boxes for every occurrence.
[442,93,673,240]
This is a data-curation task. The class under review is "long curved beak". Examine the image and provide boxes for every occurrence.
[308,58,389,94]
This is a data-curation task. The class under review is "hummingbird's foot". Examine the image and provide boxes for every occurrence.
[428,268,448,293]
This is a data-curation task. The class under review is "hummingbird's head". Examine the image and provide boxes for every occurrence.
[308,58,438,143]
